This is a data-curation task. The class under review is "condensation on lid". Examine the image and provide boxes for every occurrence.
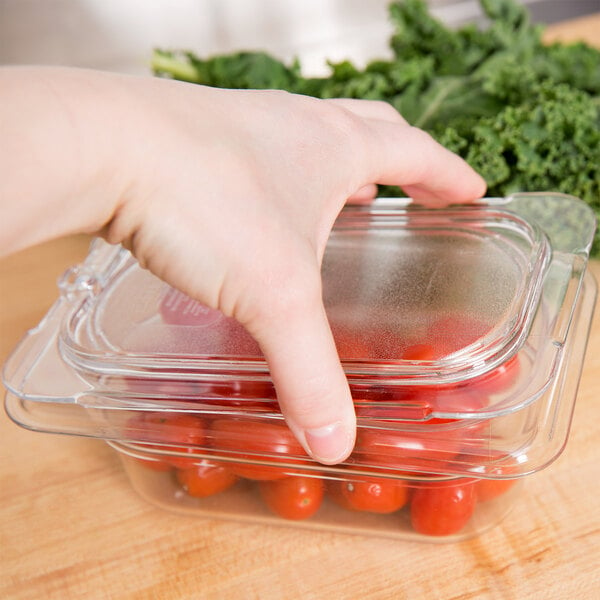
[59,201,551,387]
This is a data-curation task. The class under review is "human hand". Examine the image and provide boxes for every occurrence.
[0,67,486,464]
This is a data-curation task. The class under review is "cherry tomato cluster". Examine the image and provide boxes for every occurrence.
[124,304,521,536]
[127,411,517,536]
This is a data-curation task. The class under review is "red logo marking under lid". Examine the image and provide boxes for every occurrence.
[159,287,223,327]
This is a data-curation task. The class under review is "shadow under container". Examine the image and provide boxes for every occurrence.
[3,193,596,541]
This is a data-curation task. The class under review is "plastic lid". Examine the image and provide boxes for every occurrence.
[62,200,548,382]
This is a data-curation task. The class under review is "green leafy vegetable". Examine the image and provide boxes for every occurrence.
[152,0,600,254]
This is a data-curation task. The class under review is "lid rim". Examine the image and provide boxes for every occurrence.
[60,202,553,386]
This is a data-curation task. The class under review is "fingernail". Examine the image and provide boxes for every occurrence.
[304,422,353,465]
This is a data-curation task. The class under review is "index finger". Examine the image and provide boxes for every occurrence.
[333,101,487,205]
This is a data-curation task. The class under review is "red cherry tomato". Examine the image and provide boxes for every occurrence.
[235,380,277,401]
[326,478,356,510]
[132,452,173,472]
[470,354,521,395]
[449,451,518,502]
[176,460,237,498]
[475,477,517,502]
[330,476,408,514]
[207,379,278,407]
[355,426,463,473]
[401,343,438,361]
[410,479,477,536]
[355,341,489,421]
[356,385,489,424]
[427,387,489,417]
[259,476,324,520]
[209,419,310,480]
[429,315,522,395]
[126,412,206,469]
[474,460,519,502]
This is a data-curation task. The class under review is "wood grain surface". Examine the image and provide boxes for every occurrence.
[1,15,600,600]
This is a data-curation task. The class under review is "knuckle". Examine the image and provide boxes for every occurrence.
[330,105,368,144]
[408,125,435,146]
[281,377,342,427]
[370,100,405,122]
[261,260,322,321]
[301,96,366,146]
[234,250,322,330]
[323,107,372,177]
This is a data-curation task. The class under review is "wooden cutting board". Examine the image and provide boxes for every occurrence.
[1,14,600,600]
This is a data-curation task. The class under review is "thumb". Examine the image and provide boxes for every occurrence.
[245,270,356,465]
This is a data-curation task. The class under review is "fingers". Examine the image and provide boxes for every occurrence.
[362,120,487,205]
[239,99,485,469]
[244,265,356,465]
[328,98,486,205]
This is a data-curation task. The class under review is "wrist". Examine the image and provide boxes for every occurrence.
[0,67,132,255]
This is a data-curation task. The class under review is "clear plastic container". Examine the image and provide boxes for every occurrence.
[3,193,596,541]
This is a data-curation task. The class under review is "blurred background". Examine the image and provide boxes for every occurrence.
[1,0,599,76]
